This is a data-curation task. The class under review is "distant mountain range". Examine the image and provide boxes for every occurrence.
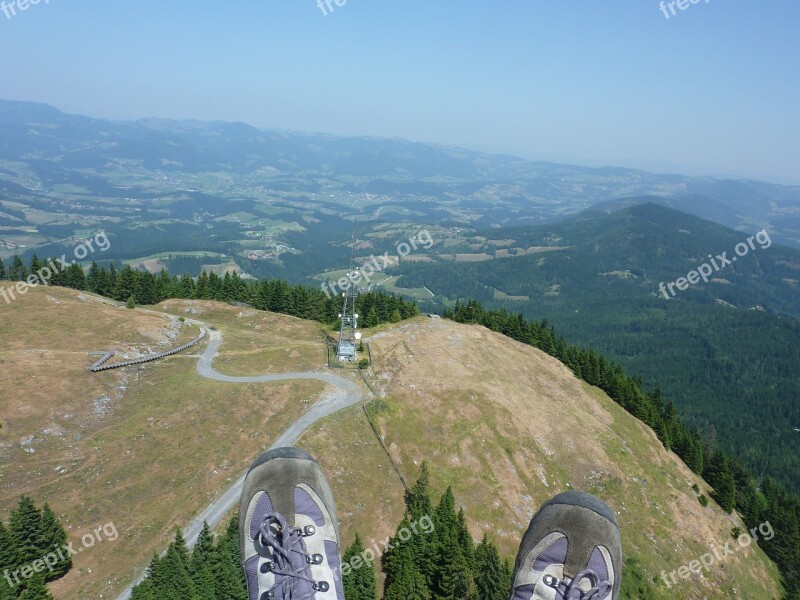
[0,98,798,246]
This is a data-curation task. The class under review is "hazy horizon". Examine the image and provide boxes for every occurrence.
[1,2,798,184]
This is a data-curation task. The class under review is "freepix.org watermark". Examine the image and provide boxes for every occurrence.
[3,521,119,586]
[320,229,433,299]
[1,0,50,21]
[317,0,346,16]
[659,229,771,299]
[660,521,774,588]
[1,232,110,305]
[659,0,710,20]
[334,514,434,580]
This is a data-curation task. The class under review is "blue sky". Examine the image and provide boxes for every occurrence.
[1,1,798,183]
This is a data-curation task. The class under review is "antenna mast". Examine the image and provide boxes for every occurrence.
[336,220,361,362]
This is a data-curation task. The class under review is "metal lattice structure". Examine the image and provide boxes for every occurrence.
[336,222,361,362]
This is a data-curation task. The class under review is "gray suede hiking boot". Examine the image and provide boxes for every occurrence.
[239,447,344,600]
[510,491,622,600]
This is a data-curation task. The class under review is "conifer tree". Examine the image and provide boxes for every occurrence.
[383,544,430,600]
[191,522,214,576]
[155,269,172,300]
[195,271,209,299]
[438,547,477,600]
[405,463,433,521]
[0,521,15,573]
[475,536,511,600]
[87,261,101,293]
[18,574,53,600]
[403,463,436,586]
[380,518,407,591]
[150,533,196,600]
[0,574,15,600]
[364,307,379,328]
[29,254,43,281]
[343,534,377,600]
[39,504,70,578]
[705,452,736,513]
[224,516,246,592]
[500,559,513,597]
[179,273,195,299]
[108,263,118,289]
[10,256,27,281]
[9,497,44,568]
[63,262,86,290]
[221,272,234,302]
[95,265,113,296]
[193,563,217,600]
[114,265,137,301]
[130,554,160,600]
[711,473,736,514]
[190,522,217,600]
[130,583,157,600]
[433,535,474,600]
[430,488,477,599]
[455,508,474,570]
[0,257,6,280]
[172,530,192,572]
[207,273,222,300]
[45,257,67,287]
[209,519,246,600]
[136,271,157,305]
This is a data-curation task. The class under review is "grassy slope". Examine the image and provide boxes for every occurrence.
[301,317,782,600]
[0,288,332,599]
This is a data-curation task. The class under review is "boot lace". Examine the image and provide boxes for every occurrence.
[544,569,612,600]
[257,512,329,599]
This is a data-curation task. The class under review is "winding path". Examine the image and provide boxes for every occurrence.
[115,324,365,600]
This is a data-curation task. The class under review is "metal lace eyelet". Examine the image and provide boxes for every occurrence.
[313,581,330,592]
[302,525,316,536]
[543,574,559,588]
[307,553,324,565]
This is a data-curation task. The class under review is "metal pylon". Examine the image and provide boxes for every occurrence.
[336,221,360,362]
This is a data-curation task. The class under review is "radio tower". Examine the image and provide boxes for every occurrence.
[336,221,361,362]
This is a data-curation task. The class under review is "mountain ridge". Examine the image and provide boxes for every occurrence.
[304,316,782,600]
[394,203,800,490]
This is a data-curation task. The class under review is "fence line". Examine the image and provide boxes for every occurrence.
[88,329,206,372]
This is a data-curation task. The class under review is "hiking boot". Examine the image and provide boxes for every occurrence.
[239,447,344,600]
[510,491,622,600]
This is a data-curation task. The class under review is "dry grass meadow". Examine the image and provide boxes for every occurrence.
[0,288,336,598]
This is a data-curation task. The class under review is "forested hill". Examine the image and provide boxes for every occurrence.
[406,203,800,317]
[396,204,800,491]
